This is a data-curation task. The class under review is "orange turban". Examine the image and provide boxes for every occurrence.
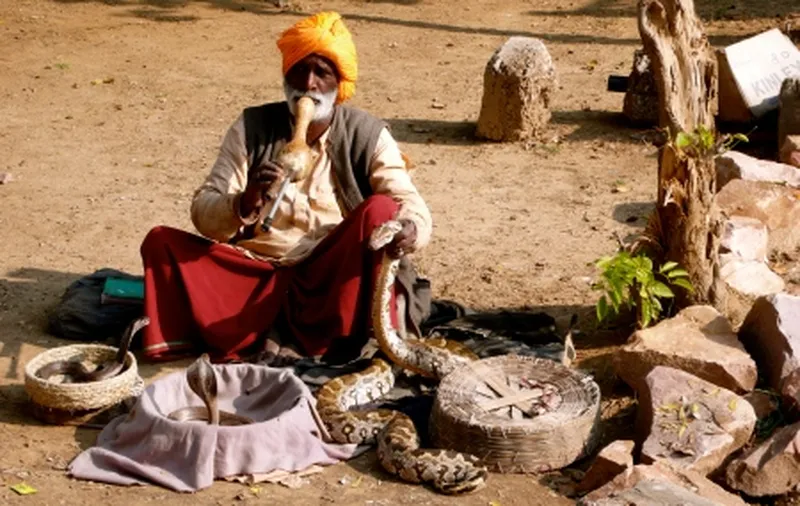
[277,12,358,103]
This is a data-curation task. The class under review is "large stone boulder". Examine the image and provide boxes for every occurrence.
[615,305,757,394]
[715,179,800,256]
[715,150,800,189]
[738,293,800,409]
[579,461,747,505]
[636,366,755,476]
[718,256,786,328]
[475,37,556,142]
[575,440,635,494]
[720,216,768,262]
[726,421,800,497]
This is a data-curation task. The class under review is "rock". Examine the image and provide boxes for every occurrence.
[779,78,800,152]
[716,179,800,256]
[579,461,747,505]
[575,440,635,493]
[719,257,785,298]
[622,49,658,126]
[0,172,13,184]
[475,37,556,142]
[739,293,800,409]
[636,366,756,476]
[715,150,800,189]
[720,215,768,262]
[781,135,800,168]
[725,421,800,497]
[615,305,757,394]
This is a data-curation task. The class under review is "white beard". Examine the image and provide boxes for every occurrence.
[283,82,337,122]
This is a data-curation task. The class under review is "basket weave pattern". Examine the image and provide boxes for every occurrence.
[24,344,141,411]
[430,355,601,474]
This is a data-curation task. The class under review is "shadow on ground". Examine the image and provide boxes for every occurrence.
[52,0,640,45]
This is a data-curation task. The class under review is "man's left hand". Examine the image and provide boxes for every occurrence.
[388,219,417,259]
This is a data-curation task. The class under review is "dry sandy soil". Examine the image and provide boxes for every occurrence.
[1,0,798,504]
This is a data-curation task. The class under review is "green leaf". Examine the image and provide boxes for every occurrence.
[698,128,715,150]
[666,268,689,279]
[671,277,695,293]
[597,295,609,322]
[595,256,613,270]
[640,297,653,328]
[650,281,675,298]
[675,132,693,149]
[659,261,679,273]
[651,296,663,311]
[731,133,749,143]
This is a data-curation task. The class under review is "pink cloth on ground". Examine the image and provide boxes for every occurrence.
[68,364,357,492]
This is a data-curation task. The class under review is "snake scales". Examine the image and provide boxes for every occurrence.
[317,221,513,494]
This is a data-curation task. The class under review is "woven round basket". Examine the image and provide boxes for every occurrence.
[24,344,142,412]
[430,355,601,474]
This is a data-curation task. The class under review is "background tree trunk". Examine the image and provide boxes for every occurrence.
[637,0,725,309]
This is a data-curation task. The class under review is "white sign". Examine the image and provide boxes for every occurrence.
[723,28,800,117]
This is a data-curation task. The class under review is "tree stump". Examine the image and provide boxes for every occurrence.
[637,0,724,309]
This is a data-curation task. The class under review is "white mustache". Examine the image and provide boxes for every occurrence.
[283,83,336,121]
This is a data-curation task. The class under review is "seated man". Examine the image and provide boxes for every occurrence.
[139,12,433,364]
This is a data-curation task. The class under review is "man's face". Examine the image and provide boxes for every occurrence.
[284,54,339,121]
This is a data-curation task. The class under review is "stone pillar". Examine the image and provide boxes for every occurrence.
[622,49,659,126]
[475,37,556,142]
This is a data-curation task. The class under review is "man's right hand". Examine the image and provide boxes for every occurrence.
[239,161,285,219]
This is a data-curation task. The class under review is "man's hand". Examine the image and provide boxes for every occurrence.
[387,219,417,259]
[239,161,285,219]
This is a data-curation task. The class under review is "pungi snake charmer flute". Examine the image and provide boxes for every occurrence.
[260,96,319,231]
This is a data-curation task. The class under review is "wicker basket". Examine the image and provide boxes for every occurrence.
[430,355,601,474]
[24,344,142,413]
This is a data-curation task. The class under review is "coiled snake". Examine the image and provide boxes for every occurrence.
[35,316,149,383]
[316,221,496,494]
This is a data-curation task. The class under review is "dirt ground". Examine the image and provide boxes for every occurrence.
[1,0,798,504]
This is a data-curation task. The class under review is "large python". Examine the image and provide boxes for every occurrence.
[317,222,578,493]
[316,221,491,494]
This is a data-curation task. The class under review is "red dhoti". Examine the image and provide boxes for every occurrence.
[140,195,399,362]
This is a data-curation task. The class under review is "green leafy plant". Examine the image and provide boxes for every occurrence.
[671,125,749,159]
[592,251,693,329]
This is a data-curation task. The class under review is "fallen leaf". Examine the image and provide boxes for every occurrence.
[728,398,737,411]
[489,501,503,506]
[249,486,261,495]
[351,475,363,488]
[10,482,37,495]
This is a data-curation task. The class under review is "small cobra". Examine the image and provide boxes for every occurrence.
[167,353,254,426]
[35,316,149,383]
